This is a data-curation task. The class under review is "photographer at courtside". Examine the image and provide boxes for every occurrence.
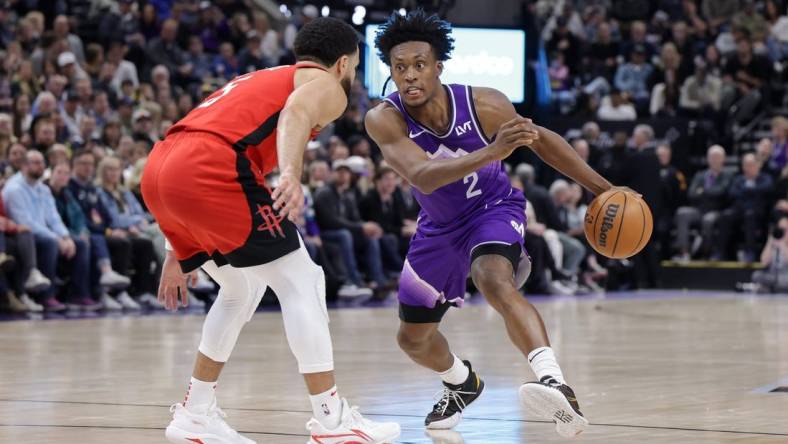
[752,217,788,293]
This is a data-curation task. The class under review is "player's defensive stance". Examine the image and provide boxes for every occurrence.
[366,10,621,438]
[142,17,400,444]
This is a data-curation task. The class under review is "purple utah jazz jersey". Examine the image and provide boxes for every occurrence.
[384,84,518,226]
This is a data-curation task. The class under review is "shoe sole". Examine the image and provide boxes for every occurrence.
[425,379,485,430]
[306,430,400,444]
[519,383,589,438]
[166,425,256,444]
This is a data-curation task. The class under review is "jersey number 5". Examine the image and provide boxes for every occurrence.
[464,172,482,199]
[197,66,288,109]
[197,74,253,109]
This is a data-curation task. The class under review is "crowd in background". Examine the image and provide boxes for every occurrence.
[0,0,786,314]
[539,0,788,127]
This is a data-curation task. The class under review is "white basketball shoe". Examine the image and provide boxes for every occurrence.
[306,398,400,444]
[165,401,256,444]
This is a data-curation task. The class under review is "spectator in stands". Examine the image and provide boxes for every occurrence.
[657,144,686,258]
[2,150,78,312]
[622,21,656,60]
[307,161,331,192]
[13,94,33,137]
[295,184,349,300]
[516,163,562,231]
[98,0,143,48]
[679,57,722,117]
[774,165,788,221]
[565,181,606,292]
[0,181,50,312]
[614,44,653,111]
[69,151,160,309]
[631,124,656,151]
[31,116,56,157]
[147,18,191,84]
[6,142,27,176]
[722,29,772,126]
[702,0,739,33]
[522,193,574,296]
[597,89,637,121]
[757,138,781,179]
[49,160,131,302]
[649,42,690,116]
[53,15,85,64]
[623,127,662,287]
[60,89,81,138]
[589,21,619,81]
[237,31,269,73]
[132,109,158,145]
[767,116,788,175]
[549,179,587,279]
[314,160,387,295]
[360,165,411,267]
[752,216,788,292]
[95,155,162,301]
[185,36,213,82]
[733,0,770,43]
[213,41,239,81]
[674,145,732,260]
[581,121,613,152]
[57,51,85,84]
[714,153,774,262]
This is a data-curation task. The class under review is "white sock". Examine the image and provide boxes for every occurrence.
[528,347,565,384]
[183,377,216,413]
[438,354,470,386]
[309,385,342,429]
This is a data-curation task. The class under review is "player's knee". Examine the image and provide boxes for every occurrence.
[214,275,253,308]
[397,325,432,354]
[472,258,515,299]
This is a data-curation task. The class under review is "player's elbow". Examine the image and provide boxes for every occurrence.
[409,172,436,195]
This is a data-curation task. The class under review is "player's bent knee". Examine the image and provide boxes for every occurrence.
[397,325,433,354]
[472,262,515,298]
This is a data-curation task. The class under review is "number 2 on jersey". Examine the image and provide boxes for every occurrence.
[464,172,481,199]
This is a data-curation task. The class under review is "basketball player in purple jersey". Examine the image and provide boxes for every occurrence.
[366,10,624,437]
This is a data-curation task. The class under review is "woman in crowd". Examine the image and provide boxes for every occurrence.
[95,156,161,301]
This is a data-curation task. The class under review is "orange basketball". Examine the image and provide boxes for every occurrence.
[583,189,653,259]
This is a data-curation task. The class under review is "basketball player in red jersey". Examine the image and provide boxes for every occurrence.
[141,18,400,444]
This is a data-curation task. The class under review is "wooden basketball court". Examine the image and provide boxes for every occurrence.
[1,291,786,443]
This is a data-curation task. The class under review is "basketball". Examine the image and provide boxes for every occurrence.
[584,189,653,259]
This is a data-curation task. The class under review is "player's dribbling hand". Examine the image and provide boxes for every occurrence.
[158,251,195,311]
[271,172,304,223]
[489,116,540,160]
[610,186,643,199]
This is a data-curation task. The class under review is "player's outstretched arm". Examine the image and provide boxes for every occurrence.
[474,87,612,196]
[273,74,348,220]
[365,103,536,194]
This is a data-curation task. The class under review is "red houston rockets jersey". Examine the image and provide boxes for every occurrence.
[167,62,325,176]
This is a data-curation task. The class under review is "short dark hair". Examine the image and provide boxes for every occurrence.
[294,17,359,66]
[374,9,455,66]
[72,149,95,161]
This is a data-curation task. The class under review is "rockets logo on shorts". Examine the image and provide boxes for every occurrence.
[256,204,285,237]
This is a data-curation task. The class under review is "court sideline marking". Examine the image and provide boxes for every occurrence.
[0,398,786,437]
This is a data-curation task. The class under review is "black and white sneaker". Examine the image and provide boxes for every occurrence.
[425,360,485,429]
[519,377,588,437]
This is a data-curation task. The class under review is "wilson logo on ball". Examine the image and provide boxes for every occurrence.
[598,203,620,247]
